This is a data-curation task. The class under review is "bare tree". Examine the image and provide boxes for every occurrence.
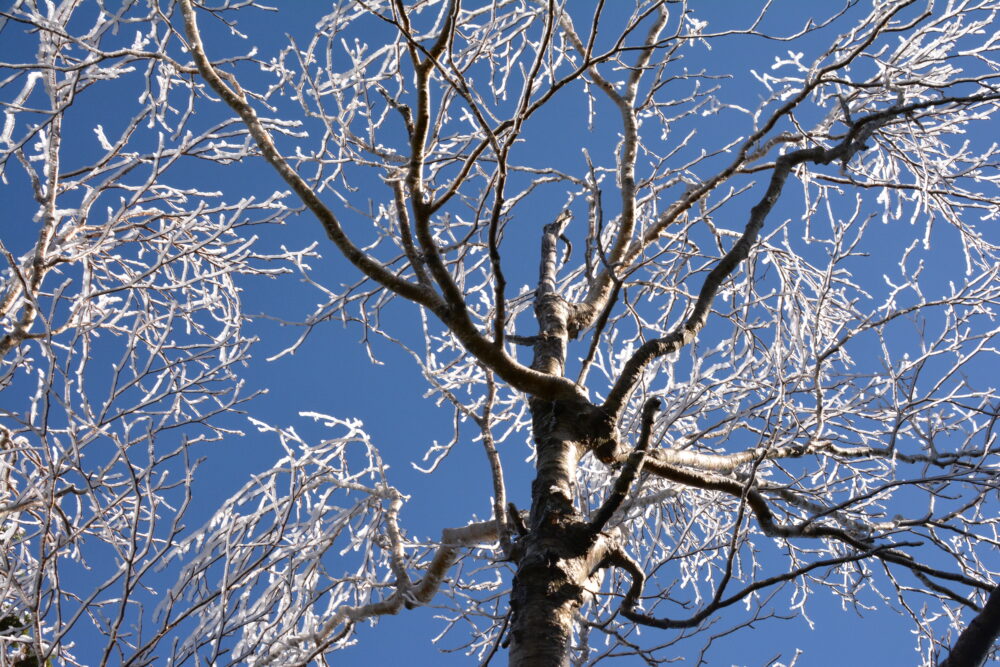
[2,0,999,665]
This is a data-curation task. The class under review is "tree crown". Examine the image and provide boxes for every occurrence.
[1,1,999,664]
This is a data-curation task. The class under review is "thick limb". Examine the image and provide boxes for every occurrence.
[939,586,1000,667]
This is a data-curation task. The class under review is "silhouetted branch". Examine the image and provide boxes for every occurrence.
[589,397,661,533]
[618,545,902,630]
[939,585,1000,667]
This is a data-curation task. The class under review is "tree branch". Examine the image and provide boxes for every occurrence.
[178,0,435,310]
[602,91,1000,417]
[589,397,661,534]
[636,456,992,593]
[619,545,899,630]
[530,210,574,377]
[261,517,504,666]
[611,0,923,280]
[180,0,583,402]
[939,585,1000,667]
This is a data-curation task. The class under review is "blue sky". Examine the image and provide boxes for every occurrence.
[2,0,998,665]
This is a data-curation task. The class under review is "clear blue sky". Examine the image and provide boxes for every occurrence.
[3,1,995,664]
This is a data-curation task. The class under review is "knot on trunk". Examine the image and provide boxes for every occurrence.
[535,398,620,461]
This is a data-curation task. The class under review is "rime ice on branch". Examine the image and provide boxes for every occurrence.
[2,1,1000,665]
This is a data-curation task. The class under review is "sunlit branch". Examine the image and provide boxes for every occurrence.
[564,4,670,337]
[531,210,573,376]
[390,179,433,289]
[479,373,512,555]
[637,456,992,593]
[603,91,1000,417]
[178,0,435,308]
[611,0,922,282]
[0,48,61,359]
[180,0,583,401]
[265,517,505,665]
[484,0,558,350]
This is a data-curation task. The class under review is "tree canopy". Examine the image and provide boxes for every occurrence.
[2,1,1000,665]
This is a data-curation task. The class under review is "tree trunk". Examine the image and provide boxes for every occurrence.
[507,399,613,666]
[507,214,625,665]
[508,400,583,667]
